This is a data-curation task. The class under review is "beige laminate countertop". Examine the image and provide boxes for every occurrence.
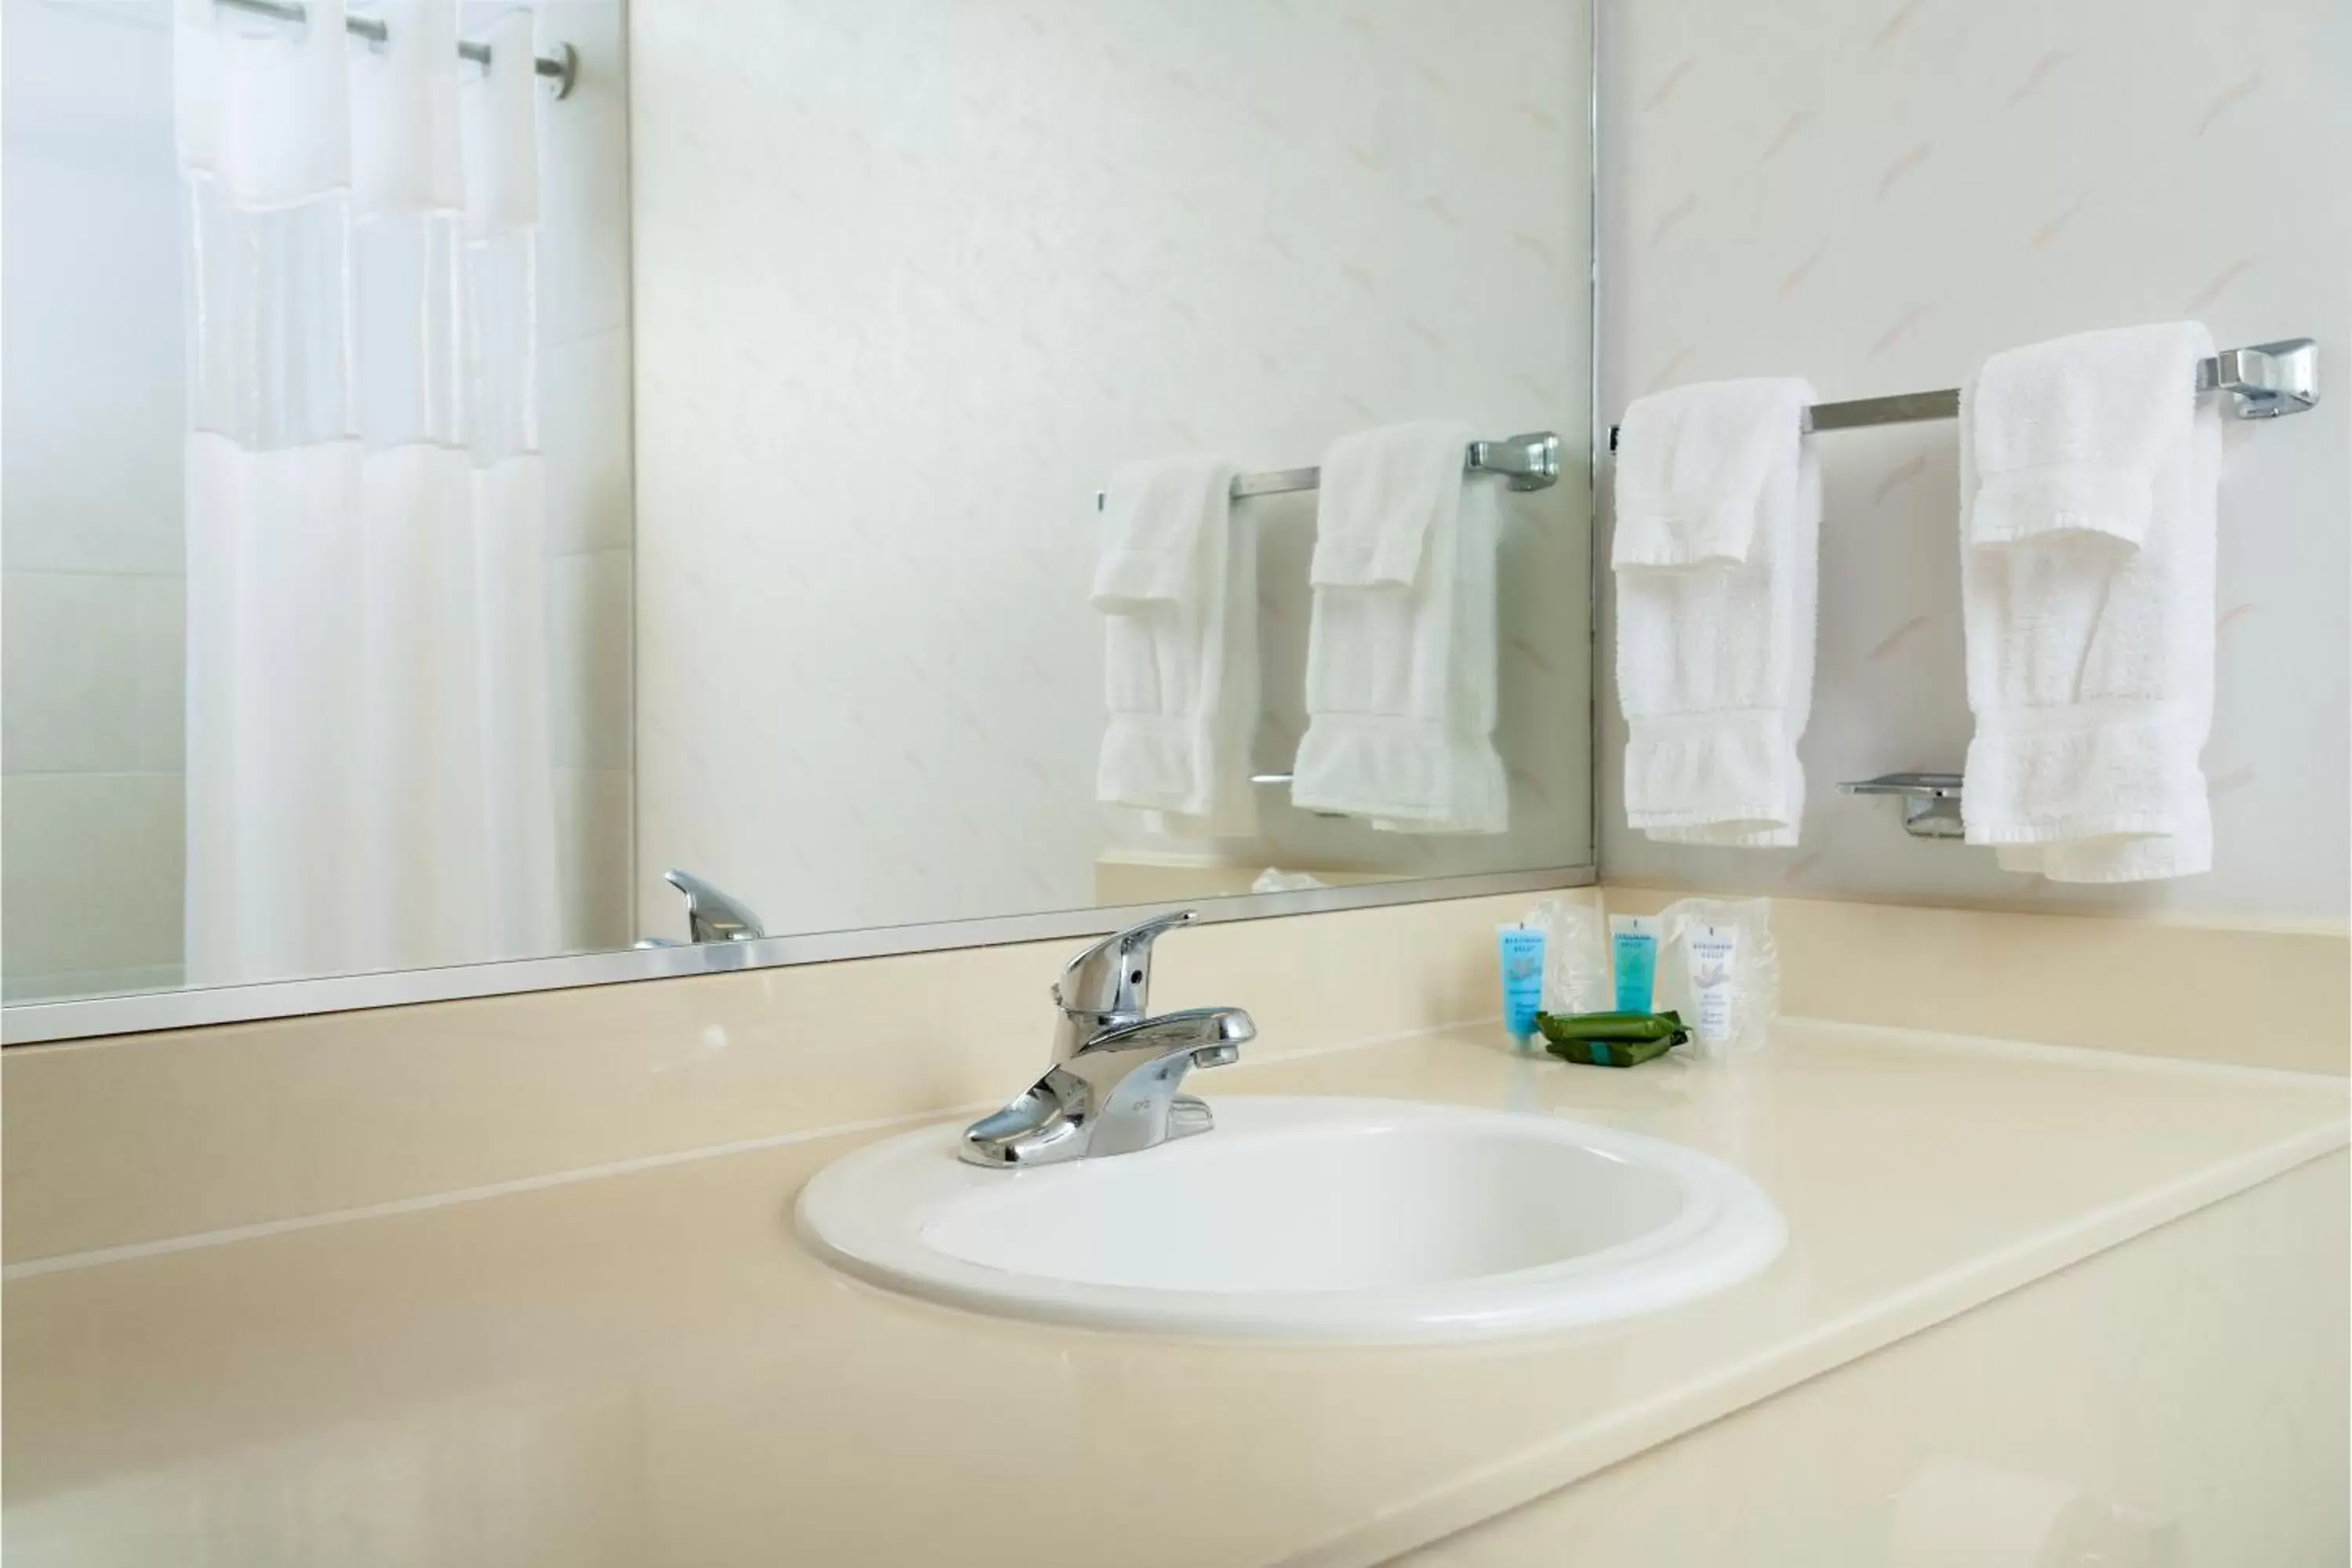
[5,1021,2345,1567]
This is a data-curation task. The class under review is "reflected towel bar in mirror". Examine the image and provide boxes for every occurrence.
[1602,337,2318,451]
[214,0,581,98]
[1094,430,1562,510]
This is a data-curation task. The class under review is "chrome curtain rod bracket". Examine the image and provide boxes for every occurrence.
[215,0,580,99]
[1095,430,1560,510]
[1605,338,2318,450]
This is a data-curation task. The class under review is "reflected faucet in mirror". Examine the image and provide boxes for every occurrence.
[961,909,1256,1167]
[636,870,766,948]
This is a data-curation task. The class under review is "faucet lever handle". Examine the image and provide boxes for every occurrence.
[1054,909,1196,1018]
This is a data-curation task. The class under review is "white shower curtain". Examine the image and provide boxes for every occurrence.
[177,0,559,985]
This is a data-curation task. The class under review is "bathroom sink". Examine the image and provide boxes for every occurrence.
[796,1097,1785,1342]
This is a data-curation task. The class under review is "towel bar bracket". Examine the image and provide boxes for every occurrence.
[1469,430,1563,491]
[2207,337,2320,419]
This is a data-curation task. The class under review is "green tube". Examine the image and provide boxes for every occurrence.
[1608,914,1660,1012]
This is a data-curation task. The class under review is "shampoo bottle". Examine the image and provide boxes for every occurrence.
[1608,914,1661,1014]
[1497,923,1545,1051]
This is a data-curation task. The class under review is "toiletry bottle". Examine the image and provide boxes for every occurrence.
[1684,922,1740,1056]
[1608,913,1661,1014]
[1497,923,1545,1051]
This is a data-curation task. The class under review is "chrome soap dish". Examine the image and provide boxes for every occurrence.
[1839,772,1964,839]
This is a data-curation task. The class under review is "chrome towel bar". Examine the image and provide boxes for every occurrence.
[1095,430,1560,511]
[1606,337,2318,451]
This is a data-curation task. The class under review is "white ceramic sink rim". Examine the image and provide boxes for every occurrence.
[796,1096,1787,1343]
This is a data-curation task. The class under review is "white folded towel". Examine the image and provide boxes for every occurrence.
[1291,422,1506,833]
[1613,379,1818,847]
[1094,456,1258,837]
[1959,322,2220,882]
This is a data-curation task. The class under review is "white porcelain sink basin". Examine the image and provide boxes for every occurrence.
[796,1097,1785,1342]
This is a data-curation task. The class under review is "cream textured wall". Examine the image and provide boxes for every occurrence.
[628,1,1595,941]
[0,0,640,997]
[1595,0,2351,924]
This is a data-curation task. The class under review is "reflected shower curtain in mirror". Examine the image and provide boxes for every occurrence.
[176,0,558,985]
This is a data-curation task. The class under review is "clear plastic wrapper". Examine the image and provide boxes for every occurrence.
[1657,896,1780,1058]
[1523,898,1611,1015]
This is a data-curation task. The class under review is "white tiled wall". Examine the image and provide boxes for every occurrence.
[2,0,191,1000]
[1,0,639,998]
[1596,0,2352,924]
[629,0,1597,939]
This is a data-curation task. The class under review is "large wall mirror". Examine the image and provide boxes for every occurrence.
[2,0,1596,1040]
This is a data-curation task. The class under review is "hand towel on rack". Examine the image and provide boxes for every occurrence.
[1290,422,1506,834]
[1613,379,1819,847]
[1958,322,2220,882]
[1093,455,1259,837]
[1968,321,2205,549]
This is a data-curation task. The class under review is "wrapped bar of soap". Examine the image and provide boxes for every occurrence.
[1534,1009,1689,1068]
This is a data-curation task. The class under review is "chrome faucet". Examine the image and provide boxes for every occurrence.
[633,869,765,948]
[664,869,764,943]
[960,909,1255,1167]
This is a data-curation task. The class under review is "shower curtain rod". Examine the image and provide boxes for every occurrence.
[214,0,580,99]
